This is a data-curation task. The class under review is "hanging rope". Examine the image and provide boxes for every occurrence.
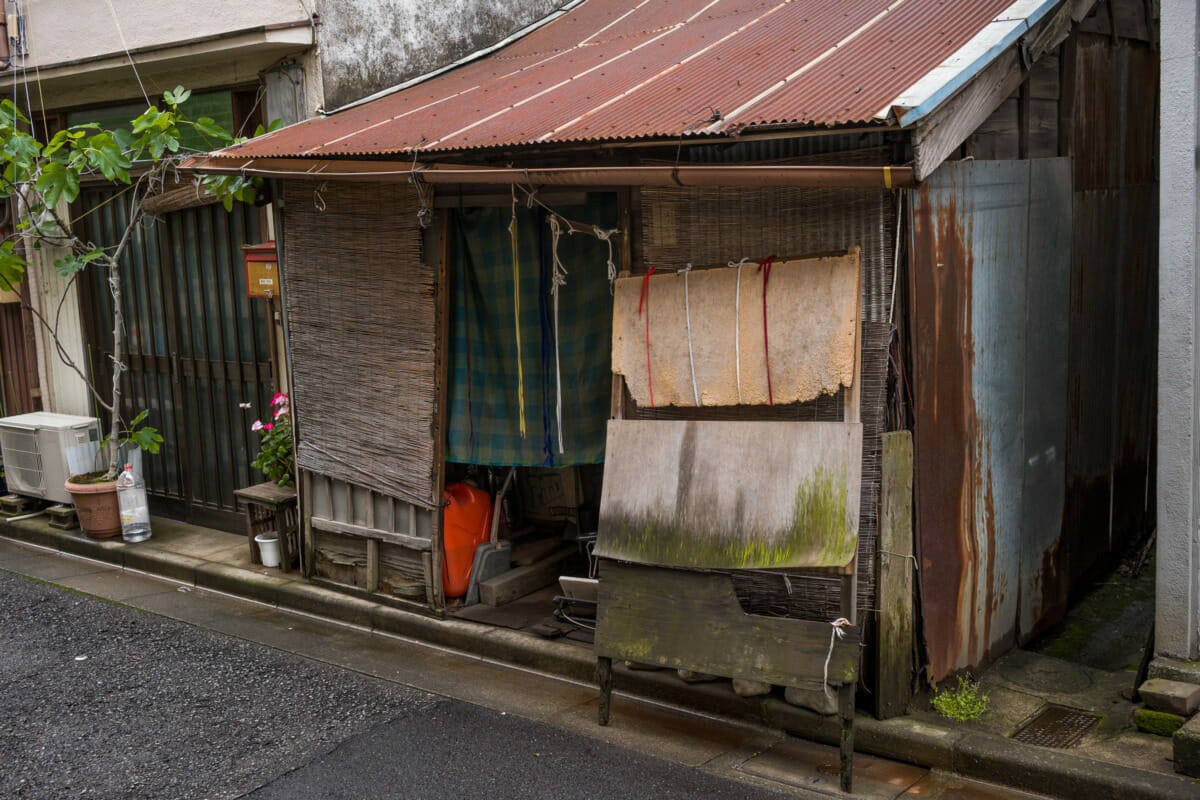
[679,264,700,406]
[757,254,777,405]
[548,215,570,455]
[822,617,852,700]
[594,226,619,294]
[509,187,527,438]
[728,258,749,404]
[638,268,657,407]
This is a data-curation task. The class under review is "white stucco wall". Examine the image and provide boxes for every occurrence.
[314,0,561,110]
[21,0,310,66]
[1158,0,1200,661]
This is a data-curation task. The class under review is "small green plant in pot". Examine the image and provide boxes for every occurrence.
[931,674,990,722]
[250,392,295,487]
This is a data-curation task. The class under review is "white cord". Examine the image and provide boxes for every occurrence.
[549,215,569,454]
[594,226,619,294]
[728,258,749,404]
[822,617,852,700]
[679,264,700,406]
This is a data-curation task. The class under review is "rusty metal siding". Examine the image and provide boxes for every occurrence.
[1059,33,1158,588]
[1018,158,1073,639]
[218,0,1014,158]
[911,158,1074,682]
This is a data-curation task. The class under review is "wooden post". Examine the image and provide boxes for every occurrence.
[839,682,855,794]
[875,431,915,719]
[431,210,452,609]
[597,656,613,725]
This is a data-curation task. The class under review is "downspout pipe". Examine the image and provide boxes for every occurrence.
[181,158,914,189]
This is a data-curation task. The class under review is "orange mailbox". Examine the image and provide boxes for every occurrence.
[243,241,279,299]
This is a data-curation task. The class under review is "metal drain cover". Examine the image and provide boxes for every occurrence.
[1012,705,1100,748]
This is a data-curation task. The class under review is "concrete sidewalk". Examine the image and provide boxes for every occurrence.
[2,515,1197,800]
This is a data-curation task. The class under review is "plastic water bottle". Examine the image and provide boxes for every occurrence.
[116,464,151,543]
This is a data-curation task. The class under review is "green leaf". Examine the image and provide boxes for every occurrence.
[84,132,133,183]
[0,241,29,290]
[131,425,164,455]
[130,409,149,426]
[164,86,191,106]
[35,160,80,208]
[54,247,104,278]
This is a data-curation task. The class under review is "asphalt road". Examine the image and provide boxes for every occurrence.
[0,570,792,799]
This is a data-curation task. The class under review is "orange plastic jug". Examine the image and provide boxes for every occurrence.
[441,482,493,598]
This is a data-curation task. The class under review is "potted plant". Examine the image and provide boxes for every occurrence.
[0,88,270,537]
[64,411,163,538]
[250,392,295,488]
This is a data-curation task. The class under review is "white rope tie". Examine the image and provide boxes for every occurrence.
[594,226,619,294]
[678,264,700,406]
[728,258,749,404]
[823,617,852,700]
[549,215,569,454]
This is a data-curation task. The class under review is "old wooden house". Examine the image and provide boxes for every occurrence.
[187,0,1158,715]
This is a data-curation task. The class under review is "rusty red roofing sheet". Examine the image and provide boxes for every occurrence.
[218,0,1016,158]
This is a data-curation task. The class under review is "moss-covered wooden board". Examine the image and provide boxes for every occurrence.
[595,562,860,687]
[595,419,862,569]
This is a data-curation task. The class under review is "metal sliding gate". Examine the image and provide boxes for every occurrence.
[79,188,275,531]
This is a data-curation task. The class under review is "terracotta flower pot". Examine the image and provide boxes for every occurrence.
[64,477,121,539]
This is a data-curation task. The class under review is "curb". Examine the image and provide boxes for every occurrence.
[3,518,1198,800]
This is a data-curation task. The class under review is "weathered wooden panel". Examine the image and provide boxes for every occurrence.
[596,420,862,570]
[612,252,860,408]
[876,431,915,719]
[596,562,860,687]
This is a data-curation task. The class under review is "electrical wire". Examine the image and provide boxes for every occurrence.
[102,0,150,105]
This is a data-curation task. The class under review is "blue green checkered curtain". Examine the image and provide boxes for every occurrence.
[447,194,617,466]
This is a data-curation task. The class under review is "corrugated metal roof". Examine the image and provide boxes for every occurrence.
[217,0,1043,159]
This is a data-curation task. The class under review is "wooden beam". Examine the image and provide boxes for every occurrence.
[478,545,575,606]
[874,431,916,719]
[311,515,433,551]
[911,5,1072,179]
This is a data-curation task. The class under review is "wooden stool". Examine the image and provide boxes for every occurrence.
[234,482,299,571]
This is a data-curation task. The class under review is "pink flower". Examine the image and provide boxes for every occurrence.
[274,405,289,420]
[251,420,263,432]
[263,423,274,431]
[271,392,288,407]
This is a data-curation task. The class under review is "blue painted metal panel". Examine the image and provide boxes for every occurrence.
[1019,158,1072,641]
[912,158,1073,679]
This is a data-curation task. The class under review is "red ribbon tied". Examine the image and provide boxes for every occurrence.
[757,255,776,405]
[638,268,657,407]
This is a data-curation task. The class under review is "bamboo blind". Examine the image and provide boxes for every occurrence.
[282,180,438,508]
[639,186,896,622]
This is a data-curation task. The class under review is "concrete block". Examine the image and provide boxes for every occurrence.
[784,684,837,715]
[1139,678,1200,716]
[732,678,772,697]
[676,669,720,683]
[1173,713,1200,778]
[1133,706,1187,737]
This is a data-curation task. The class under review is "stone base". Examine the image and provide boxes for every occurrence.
[1133,707,1186,737]
[1174,714,1200,778]
[784,684,838,716]
[1149,656,1200,686]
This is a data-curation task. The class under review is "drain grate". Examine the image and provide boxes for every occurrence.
[1012,705,1100,748]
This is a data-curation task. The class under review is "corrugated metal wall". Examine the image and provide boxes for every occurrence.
[909,31,1158,682]
[910,159,1073,681]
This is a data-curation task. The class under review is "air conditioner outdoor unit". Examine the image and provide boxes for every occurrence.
[0,412,100,505]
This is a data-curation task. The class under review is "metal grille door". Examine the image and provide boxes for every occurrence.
[78,189,274,530]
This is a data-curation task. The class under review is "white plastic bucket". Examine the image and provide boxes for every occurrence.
[255,532,281,568]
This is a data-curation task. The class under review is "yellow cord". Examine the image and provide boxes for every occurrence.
[510,191,526,438]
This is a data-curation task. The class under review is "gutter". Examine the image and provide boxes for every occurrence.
[180,157,914,190]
